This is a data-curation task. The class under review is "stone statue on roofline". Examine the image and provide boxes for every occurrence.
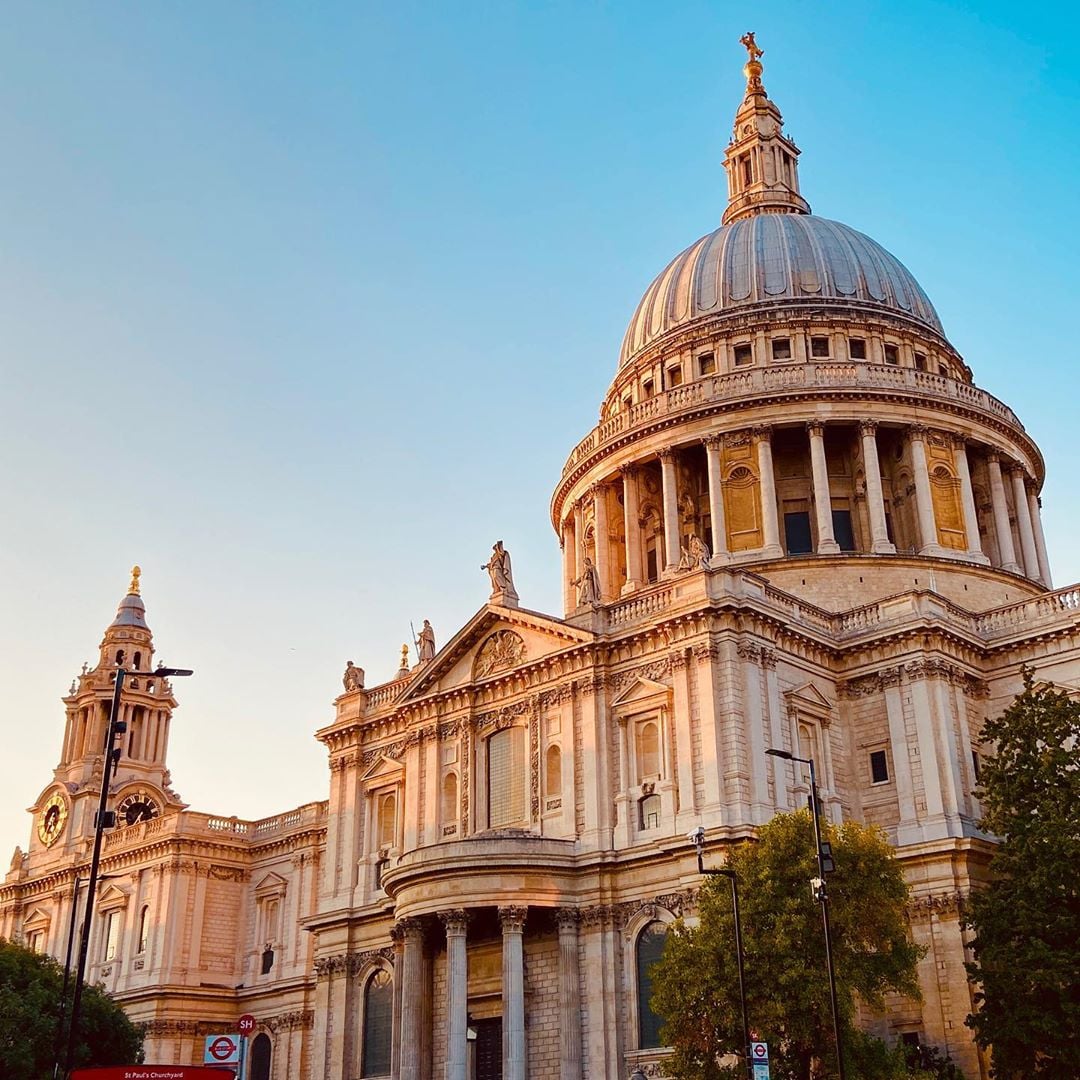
[343,660,365,692]
[573,556,601,608]
[481,540,520,608]
[415,619,436,663]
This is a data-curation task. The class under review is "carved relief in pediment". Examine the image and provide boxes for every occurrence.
[473,630,526,680]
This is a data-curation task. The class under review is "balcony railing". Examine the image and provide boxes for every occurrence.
[562,362,1023,479]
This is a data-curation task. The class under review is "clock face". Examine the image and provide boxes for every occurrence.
[117,791,160,827]
[37,792,68,847]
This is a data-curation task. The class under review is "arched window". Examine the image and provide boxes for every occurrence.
[545,744,562,798]
[488,727,526,827]
[636,922,668,1049]
[377,793,397,850]
[137,905,150,953]
[133,651,142,670]
[637,721,660,778]
[250,1033,272,1080]
[362,969,393,1077]
[441,772,458,823]
[115,649,125,666]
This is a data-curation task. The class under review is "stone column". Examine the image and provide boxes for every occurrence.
[573,501,585,579]
[499,906,527,1080]
[754,427,783,556]
[561,522,575,614]
[860,421,895,554]
[704,436,728,560]
[986,454,1021,573]
[1027,487,1052,587]
[390,925,405,1080]
[953,440,987,562]
[441,910,469,1080]
[1010,467,1040,581]
[397,918,425,1080]
[908,426,943,555]
[807,421,840,554]
[592,483,610,602]
[659,448,681,570]
[620,466,642,592]
[556,910,583,1080]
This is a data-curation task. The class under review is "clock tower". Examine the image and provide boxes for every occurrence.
[32,568,186,853]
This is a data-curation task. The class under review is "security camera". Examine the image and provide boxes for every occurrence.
[687,826,705,846]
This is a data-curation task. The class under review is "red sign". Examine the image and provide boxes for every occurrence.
[237,1013,256,1034]
[72,1069,236,1079]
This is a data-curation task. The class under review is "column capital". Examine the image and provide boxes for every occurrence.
[951,434,970,452]
[907,423,929,440]
[986,450,1002,465]
[858,419,879,437]
[498,905,528,933]
[1006,462,1027,480]
[555,908,580,932]
[618,462,638,479]
[805,420,826,438]
[587,481,608,498]
[751,424,773,440]
[439,909,470,935]
[703,434,723,451]
[658,447,677,465]
[392,916,424,942]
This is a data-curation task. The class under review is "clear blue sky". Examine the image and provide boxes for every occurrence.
[2,2,1078,862]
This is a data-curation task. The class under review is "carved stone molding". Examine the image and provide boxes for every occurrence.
[693,641,720,664]
[474,630,527,679]
[498,905,528,933]
[725,429,753,448]
[703,435,723,451]
[538,684,574,707]
[858,419,878,437]
[908,423,929,440]
[806,420,825,438]
[906,891,966,921]
[143,1019,201,1037]
[658,447,677,465]
[555,907,580,931]
[736,641,761,662]
[259,1009,315,1032]
[475,701,530,731]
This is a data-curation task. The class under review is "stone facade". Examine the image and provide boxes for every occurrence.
[2,36,1077,1080]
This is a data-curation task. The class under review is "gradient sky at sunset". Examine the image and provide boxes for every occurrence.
[2,2,1079,861]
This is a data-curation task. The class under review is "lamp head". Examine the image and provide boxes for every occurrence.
[153,666,194,677]
[766,748,793,760]
[687,826,705,853]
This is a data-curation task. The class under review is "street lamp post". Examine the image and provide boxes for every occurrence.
[688,827,752,1080]
[52,873,120,1079]
[62,664,192,1078]
[765,748,845,1080]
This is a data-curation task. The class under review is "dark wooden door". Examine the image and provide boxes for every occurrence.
[474,1017,502,1080]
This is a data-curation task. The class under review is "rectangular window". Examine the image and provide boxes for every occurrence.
[870,749,889,784]
[810,335,830,358]
[697,351,716,375]
[733,343,753,366]
[741,155,752,186]
[623,396,632,412]
[848,337,867,360]
[104,910,120,962]
[884,344,900,365]
[488,727,526,828]
[914,352,927,371]
[646,543,659,583]
[972,749,982,782]
[667,366,683,387]
[784,511,813,555]
[771,337,792,360]
[643,379,654,398]
[832,509,856,552]
[939,363,949,377]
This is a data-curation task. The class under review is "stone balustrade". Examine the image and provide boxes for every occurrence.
[562,362,1025,479]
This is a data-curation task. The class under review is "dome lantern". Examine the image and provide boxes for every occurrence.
[722,32,810,225]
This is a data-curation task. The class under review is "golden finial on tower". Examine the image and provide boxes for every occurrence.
[129,565,142,596]
[739,31,765,92]
[401,643,409,667]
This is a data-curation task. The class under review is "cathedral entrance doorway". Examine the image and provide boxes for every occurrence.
[473,1017,502,1080]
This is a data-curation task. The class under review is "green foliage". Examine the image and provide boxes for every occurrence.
[963,673,1080,1079]
[651,811,923,1080]
[0,938,143,1079]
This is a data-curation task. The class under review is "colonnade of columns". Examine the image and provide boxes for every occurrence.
[559,422,1052,605]
[397,905,582,1080]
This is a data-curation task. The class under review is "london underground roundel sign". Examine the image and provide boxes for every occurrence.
[204,1033,241,1063]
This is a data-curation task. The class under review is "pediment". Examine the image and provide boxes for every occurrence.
[611,677,672,711]
[254,871,288,896]
[362,754,405,782]
[98,883,128,908]
[397,604,595,703]
[23,906,50,928]
[785,682,833,714]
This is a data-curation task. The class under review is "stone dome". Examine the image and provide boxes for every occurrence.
[619,213,943,367]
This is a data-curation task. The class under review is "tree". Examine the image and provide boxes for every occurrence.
[651,811,923,1080]
[963,673,1080,1079]
[0,938,143,1079]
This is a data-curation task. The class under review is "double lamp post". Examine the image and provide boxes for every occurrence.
[59,663,192,1079]
[685,749,845,1080]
